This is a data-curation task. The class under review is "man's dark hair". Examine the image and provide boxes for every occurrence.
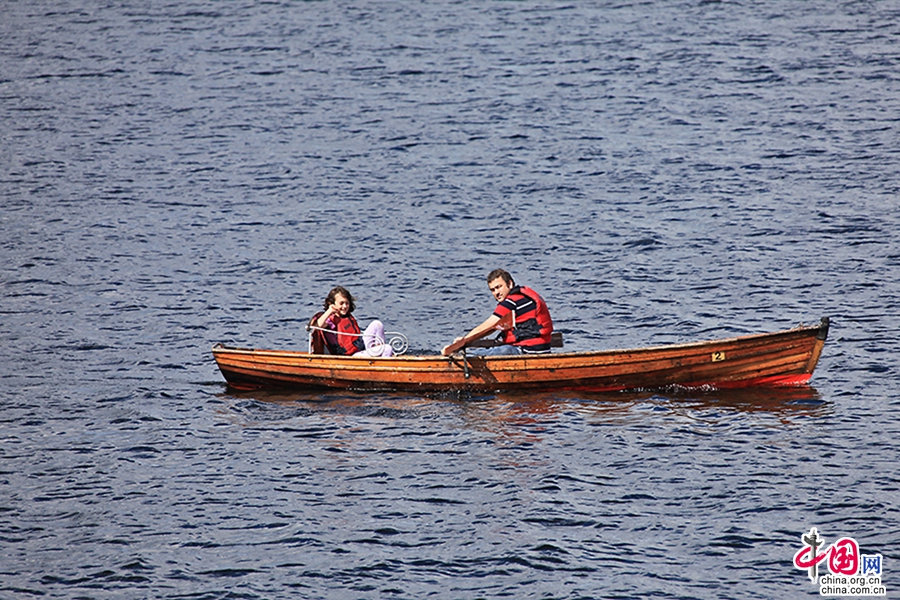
[487,269,514,287]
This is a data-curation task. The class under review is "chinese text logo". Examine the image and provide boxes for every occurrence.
[793,527,886,596]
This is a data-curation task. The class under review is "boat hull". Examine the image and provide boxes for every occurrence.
[212,318,829,393]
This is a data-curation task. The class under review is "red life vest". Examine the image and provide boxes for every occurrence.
[498,286,553,351]
[313,312,364,355]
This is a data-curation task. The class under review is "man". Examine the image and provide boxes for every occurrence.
[441,269,553,356]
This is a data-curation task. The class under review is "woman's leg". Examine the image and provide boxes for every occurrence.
[359,320,393,357]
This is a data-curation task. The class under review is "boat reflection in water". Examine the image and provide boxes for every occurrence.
[574,383,826,415]
[452,385,828,436]
[217,383,828,431]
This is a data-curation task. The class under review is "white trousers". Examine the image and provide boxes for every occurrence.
[353,320,394,357]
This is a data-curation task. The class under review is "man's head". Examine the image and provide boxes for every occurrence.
[486,269,515,302]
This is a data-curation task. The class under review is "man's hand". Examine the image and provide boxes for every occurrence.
[441,337,464,356]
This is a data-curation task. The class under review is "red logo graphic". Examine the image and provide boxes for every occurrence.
[795,530,888,596]
[794,531,859,581]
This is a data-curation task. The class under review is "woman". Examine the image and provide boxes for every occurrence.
[311,286,393,357]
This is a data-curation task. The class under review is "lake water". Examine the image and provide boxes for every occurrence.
[2,1,899,598]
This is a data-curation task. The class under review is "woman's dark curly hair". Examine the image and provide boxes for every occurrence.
[324,286,356,313]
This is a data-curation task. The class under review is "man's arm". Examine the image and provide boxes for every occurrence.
[441,313,504,356]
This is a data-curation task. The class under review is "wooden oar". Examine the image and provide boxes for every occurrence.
[443,311,514,355]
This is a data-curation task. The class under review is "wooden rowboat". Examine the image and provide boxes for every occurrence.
[212,317,829,393]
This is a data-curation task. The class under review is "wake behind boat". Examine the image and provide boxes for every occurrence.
[212,317,829,394]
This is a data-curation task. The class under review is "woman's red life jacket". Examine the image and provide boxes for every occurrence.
[499,286,553,351]
[311,312,364,355]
